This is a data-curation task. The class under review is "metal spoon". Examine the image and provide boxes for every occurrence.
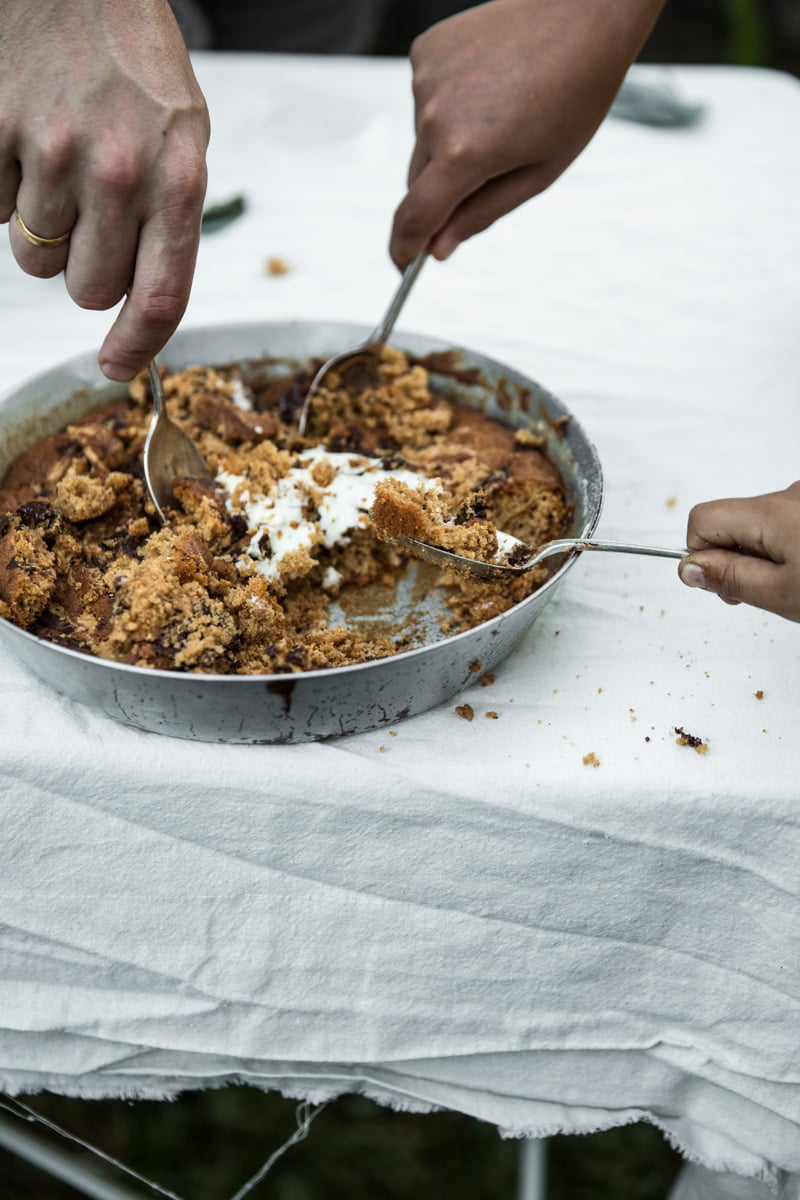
[142,360,212,521]
[396,532,688,580]
[297,252,427,437]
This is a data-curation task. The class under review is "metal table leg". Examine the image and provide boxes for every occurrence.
[517,1137,548,1200]
[0,1113,147,1200]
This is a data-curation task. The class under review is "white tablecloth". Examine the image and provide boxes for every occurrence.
[1,55,798,1197]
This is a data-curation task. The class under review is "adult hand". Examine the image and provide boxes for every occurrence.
[0,0,210,380]
[679,483,800,622]
[390,0,665,267]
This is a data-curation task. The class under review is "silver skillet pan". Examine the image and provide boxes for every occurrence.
[0,321,603,744]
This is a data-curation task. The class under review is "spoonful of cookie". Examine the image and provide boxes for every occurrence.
[393,532,688,580]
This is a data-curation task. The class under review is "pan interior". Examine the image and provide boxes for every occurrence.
[328,560,450,650]
[0,323,602,673]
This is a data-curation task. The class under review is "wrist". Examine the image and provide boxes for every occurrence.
[505,0,666,57]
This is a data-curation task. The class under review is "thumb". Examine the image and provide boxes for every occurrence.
[679,548,782,609]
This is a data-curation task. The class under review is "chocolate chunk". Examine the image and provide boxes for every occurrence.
[190,392,277,444]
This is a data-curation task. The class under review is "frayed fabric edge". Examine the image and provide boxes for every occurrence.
[0,1071,442,1113]
[1,1072,793,1198]
[499,1114,786,1197]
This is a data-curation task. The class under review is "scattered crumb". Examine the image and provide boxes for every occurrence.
[755,690,764,700]
[456,704,474,722]
[645,736,650,742]
[469,659,483,672]
[514,428,546,448]
[554,629,560,637]
[480,673,495,687]
[485,710,499,720]
[674,725,709,755]
[379,746,386,752]
[546,413,571,437]
[266,256,290,275]
[582,752,600,768]
[666,496,677,507]
[389,730,397,737]
[597,687,603,694]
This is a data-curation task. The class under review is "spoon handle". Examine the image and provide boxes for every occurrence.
[534,538,687,564]
[147,361,166,417]
[370,252,427,345]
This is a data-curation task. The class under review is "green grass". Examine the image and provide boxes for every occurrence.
[723,0,770,65]
[1,1088,682,1199]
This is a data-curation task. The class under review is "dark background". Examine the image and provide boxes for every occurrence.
[177,0,800,74]
[642,0,800,74]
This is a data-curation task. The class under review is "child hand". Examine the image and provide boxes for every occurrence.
[679,482,800,622]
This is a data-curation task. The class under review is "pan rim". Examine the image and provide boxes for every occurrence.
[0,319,604,686]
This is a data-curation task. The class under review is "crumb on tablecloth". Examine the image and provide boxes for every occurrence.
[675,726,709,754]
[266,257,290,275]
[755,690,764,700]
[583,752,600,768]
[485,710,498,719]
[456,704,474,722]
[481,673,495,687]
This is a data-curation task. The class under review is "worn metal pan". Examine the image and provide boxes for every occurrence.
[0,321,603,743]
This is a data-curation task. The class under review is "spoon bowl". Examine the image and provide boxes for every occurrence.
[297,253,427,437]
[142,361,212,521]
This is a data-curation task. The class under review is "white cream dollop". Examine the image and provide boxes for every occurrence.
[216,447,438,585]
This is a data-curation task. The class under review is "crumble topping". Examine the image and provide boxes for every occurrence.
[0,346,570,674]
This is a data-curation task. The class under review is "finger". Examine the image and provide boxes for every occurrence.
[392,139,429,270]
[9,145,78,278]
[390,153,489,268]
[428,160,565,260]
[686,495,773,556]
[0,151,20,224]
[679,548,789,615]
[406,138,429,188]
[98,181,205,380]
[64,164,141,311]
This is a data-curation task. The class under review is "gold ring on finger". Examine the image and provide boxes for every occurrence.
[14,209,72,248]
